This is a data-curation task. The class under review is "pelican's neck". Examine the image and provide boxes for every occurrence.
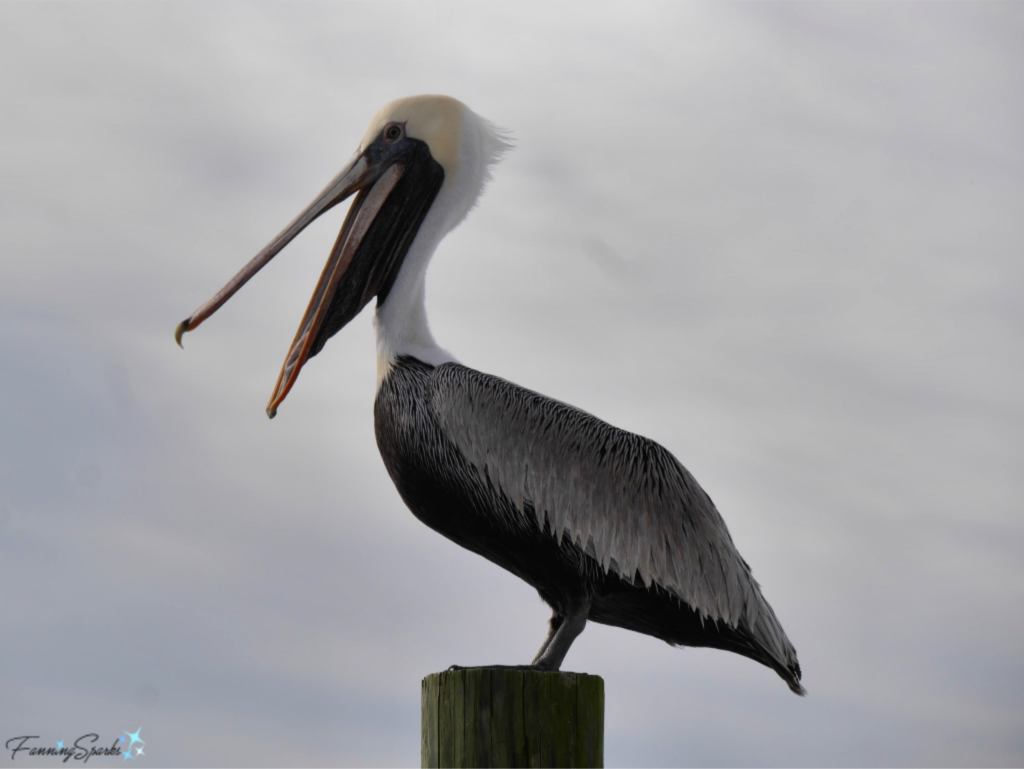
[373,101,510,388]
[373,223,455,388]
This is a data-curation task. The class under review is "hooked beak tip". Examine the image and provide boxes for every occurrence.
[174,318,191,348]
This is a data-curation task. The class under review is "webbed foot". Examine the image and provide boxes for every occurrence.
[446,663,553,672]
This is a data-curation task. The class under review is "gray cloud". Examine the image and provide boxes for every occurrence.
[1,2,1021,766]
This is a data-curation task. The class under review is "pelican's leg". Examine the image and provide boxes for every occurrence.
[530,612,565,663]
[530,596,590,671]
[448,597,590,673]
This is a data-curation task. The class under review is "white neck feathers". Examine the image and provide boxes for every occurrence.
[374,101,510,387]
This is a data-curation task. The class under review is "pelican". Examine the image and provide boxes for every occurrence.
[176,95,805,695]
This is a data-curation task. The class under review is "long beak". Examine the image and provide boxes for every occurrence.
[265,162,402,418]
[175,153,406,418]
[175,152,373,346]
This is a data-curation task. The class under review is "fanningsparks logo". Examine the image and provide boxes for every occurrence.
[6,729,147,763]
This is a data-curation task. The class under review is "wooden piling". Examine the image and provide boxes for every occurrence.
[422,669,604,768]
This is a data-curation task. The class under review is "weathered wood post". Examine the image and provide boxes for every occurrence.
[422,669,604,768]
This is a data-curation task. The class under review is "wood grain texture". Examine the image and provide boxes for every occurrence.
[422,669,603,768]
[422,674,440,768]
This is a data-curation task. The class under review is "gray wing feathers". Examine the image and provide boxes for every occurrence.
[428,364,798,673]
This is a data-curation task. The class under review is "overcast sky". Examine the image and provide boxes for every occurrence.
[2,2,1022,766]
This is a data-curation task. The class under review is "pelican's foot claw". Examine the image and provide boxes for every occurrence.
[445,664,552,672]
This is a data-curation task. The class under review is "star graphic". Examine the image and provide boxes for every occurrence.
[135,746,145,757]
[123,729,145,751]
[121,749,134,762]
[56,741,64,750]
[119,736,126,743]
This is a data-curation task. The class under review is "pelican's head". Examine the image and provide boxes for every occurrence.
[359,95,506,231]
[174,95,509,417]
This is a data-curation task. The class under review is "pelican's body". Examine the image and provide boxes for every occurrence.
[178,95,805,694]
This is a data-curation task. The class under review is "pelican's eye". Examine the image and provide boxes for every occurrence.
[384,123,403,142]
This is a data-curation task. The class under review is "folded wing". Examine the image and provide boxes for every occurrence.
[428,362,801,684]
